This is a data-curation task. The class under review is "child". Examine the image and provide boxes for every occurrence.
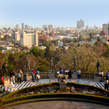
[36,74,41,82]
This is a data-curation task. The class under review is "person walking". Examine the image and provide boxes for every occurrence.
[77,69,81,79]
[99,70,103,82]
[104,80,109,90]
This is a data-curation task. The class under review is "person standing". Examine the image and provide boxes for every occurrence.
[68,70,72,79]
[77,69,81,79]
[99,70,103,82]
[35,69,40,75]
[106,71,109,80]
[32,69,35,82]
[104,80,109,90]
[59,68,63,74]
[58,68,63,82]
[0,75,4,91]
[17,71,21,84]
[19,69,23,82]
[12,72,15,84]
[9,72,14,87]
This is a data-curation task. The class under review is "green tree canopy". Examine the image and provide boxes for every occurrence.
[29,47,45,57]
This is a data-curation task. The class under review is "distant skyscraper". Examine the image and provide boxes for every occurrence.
[25,24,28,29]
[16,24,19,29]
[48,25,53,32]
[77,19,85,29]
[29,26,32,30]
[22,23,24,29]
[86,25,88,29]
[108,22,109,35]
[43,25,47,30]
[102,24,108,36]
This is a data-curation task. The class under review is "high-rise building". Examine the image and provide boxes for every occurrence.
[108,22,109,35]
[21,31,38,48]
[77,19,85,29]
[22,23,24,29]
[43,25,47,30]
[29,26,32,30]
[15,32,21,41]
[16,24,19,29]
[25,24,28,29]
[102,24,108,36]
[48,25,53,32]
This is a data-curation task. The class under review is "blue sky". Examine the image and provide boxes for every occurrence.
[0,0,109,28]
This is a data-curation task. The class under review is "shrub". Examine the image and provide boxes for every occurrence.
[3,82,109,100]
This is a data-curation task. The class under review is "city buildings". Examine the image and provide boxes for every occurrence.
[16,24,19,29]
[48,25,53,32]
[22,23,24,29]
[21,31,38,48]
[25,24,28,29]
[77,19,85,29]
[43,25,47,30]
[102,24,108,36]
[15,32,21,41]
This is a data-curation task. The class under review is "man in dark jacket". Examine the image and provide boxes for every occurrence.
[106,71,109,80]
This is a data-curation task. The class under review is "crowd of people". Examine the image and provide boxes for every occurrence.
[0,69,41,91]
[0,68,109,91]
[32,69,41,82]
[57,68,109,90]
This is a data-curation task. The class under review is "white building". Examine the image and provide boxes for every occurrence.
[77,19,85,29]
[21,31,38,48]
[15,32,20,41]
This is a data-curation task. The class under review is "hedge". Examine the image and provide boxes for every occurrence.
[3,82,109,100]
[2,93,109,105]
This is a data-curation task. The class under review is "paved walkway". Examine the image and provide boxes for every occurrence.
[4,101,109,109]
[4,78,105,92]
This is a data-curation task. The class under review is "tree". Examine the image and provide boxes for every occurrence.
[29,47,44,57]
[37,58,50,72]
[72,38,78,43]
[56,45,108,73]
[42,41,52,47]
[44,46,54,60]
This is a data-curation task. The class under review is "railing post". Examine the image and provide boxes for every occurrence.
[94,73,100,81]
[72,70,77,79]
[48,70,55,79]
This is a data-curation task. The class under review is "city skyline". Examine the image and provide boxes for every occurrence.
[0,0,109,28]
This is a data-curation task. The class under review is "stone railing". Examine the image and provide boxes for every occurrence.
[1,71,107,87]
[81,73,94,79]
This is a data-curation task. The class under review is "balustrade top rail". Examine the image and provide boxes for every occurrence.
[2,72,107,81]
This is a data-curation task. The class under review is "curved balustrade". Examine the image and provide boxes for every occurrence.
[1,72,107,87]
